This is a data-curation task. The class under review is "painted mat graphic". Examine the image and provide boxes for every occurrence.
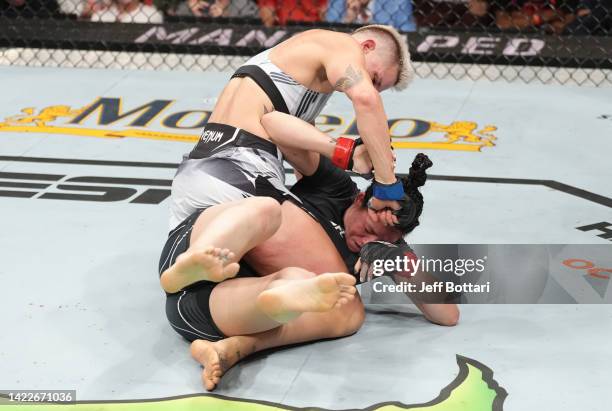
[0,356,506,410]
[0,100,498,152]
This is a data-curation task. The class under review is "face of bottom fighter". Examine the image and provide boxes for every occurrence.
[344,153,433,253]
[343,192,403,252]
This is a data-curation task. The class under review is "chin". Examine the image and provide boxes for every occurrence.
[347,239,359,253]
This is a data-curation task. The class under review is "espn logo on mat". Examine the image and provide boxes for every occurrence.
[0,172,171,204]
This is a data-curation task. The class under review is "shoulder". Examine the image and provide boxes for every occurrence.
[303,30,362,57]
[326,32,362,56]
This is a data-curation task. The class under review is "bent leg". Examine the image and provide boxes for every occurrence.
[192,296,365,391]
[161,197,282,293]
[209,267,357,336]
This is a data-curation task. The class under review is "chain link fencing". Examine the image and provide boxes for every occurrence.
[1,0,611,85]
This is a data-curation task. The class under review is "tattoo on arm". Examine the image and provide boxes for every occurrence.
[334,64,364,91]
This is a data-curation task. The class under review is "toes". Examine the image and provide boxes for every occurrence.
[218,248,232,263]
[201,371,213,390]
[336,297,348,307]
[332,273,356,286]
[219,249,235,264]
[203,368,220,391]
[222,262,240,278]
[340,293,355,302]
[340,289,355,298]
[200,247,235,265]
[204,247,222,258]
[339,285,357,294]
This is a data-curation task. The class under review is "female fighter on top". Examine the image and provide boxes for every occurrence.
[168,24,414,246]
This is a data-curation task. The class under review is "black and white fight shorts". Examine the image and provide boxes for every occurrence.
[160,122,293,341]
[167,122,297,230]
[159,208,257,342]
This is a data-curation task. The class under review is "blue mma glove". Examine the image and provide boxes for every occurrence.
[372,179,404,201]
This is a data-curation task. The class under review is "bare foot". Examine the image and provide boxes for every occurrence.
[160,246,240,293]
[256,272,357,323]
[190,337,254,391]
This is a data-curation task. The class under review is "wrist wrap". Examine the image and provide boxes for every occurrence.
[332,137,357,170]
[373,179,404,200]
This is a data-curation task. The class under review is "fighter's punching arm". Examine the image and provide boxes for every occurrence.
[261,111,372,176]
[323,45,403,209]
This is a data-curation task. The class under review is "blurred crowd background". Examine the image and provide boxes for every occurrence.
[1,0,611,35]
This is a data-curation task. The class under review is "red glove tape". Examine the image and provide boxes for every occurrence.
[332,137,356,170]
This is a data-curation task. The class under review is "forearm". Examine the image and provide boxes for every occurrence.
[392,272,459,326]
[262,111,335,158]
[353,98,395,184]
[322,44,396,185]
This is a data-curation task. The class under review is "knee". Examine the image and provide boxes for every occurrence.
[250,197,282,233]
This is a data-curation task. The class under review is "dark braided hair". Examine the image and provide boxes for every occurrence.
[362,153,433,235]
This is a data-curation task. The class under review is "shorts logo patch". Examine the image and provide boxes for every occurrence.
[200,130,224,143]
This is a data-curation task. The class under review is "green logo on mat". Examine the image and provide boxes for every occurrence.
[0,355,506,411]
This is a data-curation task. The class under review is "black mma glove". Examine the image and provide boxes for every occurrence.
[355,239,418,283]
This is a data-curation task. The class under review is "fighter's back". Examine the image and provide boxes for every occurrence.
[208,30,356,140]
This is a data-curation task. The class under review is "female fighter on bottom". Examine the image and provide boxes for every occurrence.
[158,113,456,390]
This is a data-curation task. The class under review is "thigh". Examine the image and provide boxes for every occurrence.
[169,156,256,229]
[159,199,259,275]
[245,201,348,275]
[188,198,254,243]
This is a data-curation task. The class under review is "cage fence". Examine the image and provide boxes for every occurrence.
[1,0,611,85]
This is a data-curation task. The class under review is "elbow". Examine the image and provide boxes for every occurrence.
[260,111,274,130]
[427,306,460,327]
[442,309,460,326]
[261,112,281,142]
[351,89,380,111]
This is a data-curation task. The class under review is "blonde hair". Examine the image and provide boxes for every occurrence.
[353,24,414,90]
